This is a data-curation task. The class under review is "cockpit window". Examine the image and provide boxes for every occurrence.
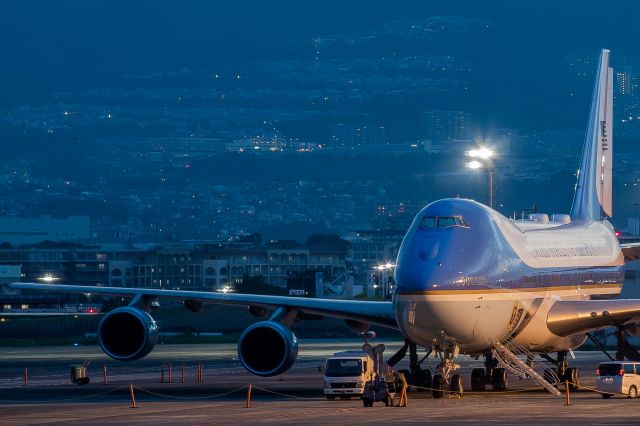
[420,217,437,228]
[437,217,457,227]
[419,215,469,229]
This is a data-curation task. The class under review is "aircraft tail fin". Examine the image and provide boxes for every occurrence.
[570,49,613,221]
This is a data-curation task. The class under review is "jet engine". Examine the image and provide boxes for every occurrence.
[97,307,158,361]
[237,321,298,376]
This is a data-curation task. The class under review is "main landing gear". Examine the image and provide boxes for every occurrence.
[540,351,580,390]
[470,352,508,391]
[388,340,433,393]
[587,326,640,363]
[387,340,463,398]
[431,350,462,399]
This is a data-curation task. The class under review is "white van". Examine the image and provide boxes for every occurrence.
[596,361,640,399]
[323,351,376,399]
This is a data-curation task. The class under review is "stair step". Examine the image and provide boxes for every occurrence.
[493,341,562,396]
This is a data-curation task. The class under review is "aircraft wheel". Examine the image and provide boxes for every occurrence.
[491,368,508,391]
[471,368,485,391]
[384,395,392,407]
[602,393,613,399]
[432,374,444,399]
[412,369,425,391]
[450,374,463,396]
[422,369,433,390]
[326,395,336,400]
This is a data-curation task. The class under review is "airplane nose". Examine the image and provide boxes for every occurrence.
[395,233,440,291]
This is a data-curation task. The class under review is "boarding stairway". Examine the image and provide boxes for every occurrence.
[492,340,562,396]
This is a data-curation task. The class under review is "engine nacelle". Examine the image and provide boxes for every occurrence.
[97,307,158,361]
[237,321,298,377]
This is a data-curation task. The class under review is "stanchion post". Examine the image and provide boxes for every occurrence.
[24,367,28,386]
[103,364,108,385]
[246,383,252,408]
[161,363,164,383]
[279,372,284,382]
[168,363,172,384]
[565,380,571,406]
[181,364,185,384]
[129,383,137,408]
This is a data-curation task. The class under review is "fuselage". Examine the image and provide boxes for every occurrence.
[393,198,624,354]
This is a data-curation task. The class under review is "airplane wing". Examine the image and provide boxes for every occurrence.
[547,299,640,337]
[622,242,640,261]
[7,282,398,329]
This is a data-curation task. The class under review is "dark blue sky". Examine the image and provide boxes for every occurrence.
[0,1,638,136]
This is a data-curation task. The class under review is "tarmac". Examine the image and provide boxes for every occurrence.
[1,341,639,425]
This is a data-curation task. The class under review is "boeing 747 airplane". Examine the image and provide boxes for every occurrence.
[8,49,640,397]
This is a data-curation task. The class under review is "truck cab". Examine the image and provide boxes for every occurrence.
[323,351,376,399]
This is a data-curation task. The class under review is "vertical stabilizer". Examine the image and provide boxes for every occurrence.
[571,49,614,221]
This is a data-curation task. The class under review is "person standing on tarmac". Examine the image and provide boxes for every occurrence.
[393,371,408,407]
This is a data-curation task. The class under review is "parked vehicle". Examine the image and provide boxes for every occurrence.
[596,361,640,399]
[323,351,376,399]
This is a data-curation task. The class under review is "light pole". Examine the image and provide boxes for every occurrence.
[375,263,395,299]
[466,147,496,208]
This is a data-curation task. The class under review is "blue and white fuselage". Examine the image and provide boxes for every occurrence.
[393,198,624,354]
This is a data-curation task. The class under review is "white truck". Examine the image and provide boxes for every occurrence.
[323,351,377,399]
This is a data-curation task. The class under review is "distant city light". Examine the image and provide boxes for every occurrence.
[467,147,494,159]
[38,274,58,283]
[375,262,395,270]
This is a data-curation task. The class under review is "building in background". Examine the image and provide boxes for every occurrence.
[0,239,347,298]
[0,216,90,245]
[328,122,386,148]
[422,110,474,142]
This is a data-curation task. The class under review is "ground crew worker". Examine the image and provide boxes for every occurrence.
[394,371,408,407]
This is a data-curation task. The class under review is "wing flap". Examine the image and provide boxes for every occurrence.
[8,282,398,329]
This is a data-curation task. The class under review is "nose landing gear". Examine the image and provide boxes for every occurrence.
[431,346,462,398]
[387,340,462,398]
